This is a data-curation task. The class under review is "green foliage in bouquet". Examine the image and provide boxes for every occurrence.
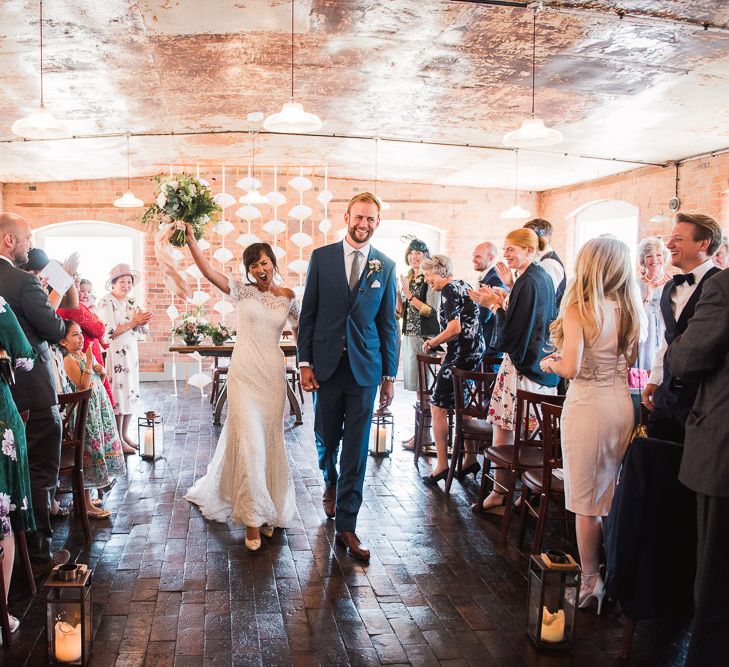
[142,173,221,247]
[205,322,236,346]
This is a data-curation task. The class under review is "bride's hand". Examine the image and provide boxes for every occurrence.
[174,221,195,244]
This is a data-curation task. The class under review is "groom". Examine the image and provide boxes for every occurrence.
[298,192,399,561]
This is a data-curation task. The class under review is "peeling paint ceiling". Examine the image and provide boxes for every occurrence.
[0,0,728,190]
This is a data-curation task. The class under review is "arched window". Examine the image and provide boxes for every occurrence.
[34,221,146,303]
[336,219,442,276]
[571,200,640,266]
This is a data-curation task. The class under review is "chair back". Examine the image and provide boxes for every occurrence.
[416,354,441,405]
[541,402,564,476]
[57,389,92,472]
[481,355,503,373]
[514,389,566,451]
[452,369,497,419]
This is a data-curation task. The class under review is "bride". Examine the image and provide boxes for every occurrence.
[177,223,298,551]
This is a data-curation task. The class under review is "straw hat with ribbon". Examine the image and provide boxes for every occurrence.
[106,263,140,291]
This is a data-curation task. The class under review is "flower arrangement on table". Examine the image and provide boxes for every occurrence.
[205,322,236,346]
[172,310,209,346]
[142,173,221,247]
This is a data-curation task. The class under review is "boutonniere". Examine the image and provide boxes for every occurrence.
[367,259,382,279]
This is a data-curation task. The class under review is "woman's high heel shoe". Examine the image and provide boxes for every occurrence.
[578,573,606,615]
[422,469,448,485]
[261,524,274,539]
[458,461,481,480]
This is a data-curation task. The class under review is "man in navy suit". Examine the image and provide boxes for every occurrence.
[298,193,399,561]
[471,241,505,359]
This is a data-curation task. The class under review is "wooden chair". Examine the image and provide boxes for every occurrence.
[14,411,36,596]
[444,370,496,494]
[56,390,93,545]
[517,402,569,553]
[413,354,442,465]
[480,355,503,374]
[209,366,228,405]
[286,363,304,406]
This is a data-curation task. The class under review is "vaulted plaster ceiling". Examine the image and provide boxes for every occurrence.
[1,0,729,190]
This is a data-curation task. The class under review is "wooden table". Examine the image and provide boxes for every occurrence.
[169,341,302,426]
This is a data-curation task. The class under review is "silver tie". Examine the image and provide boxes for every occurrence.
[349,250,363,291]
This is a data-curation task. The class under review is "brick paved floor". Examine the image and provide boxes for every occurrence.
[4,381,690,666]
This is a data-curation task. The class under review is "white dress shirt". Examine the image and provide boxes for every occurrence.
[648,258,716,386]
[538,247,565,292]
[343,237,370,284]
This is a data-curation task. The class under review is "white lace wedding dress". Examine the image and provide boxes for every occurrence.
[184,278,298,528]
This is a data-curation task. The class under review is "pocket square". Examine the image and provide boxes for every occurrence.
[371,280,381,288]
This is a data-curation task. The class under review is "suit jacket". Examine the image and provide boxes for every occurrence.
[653,266,720,427]
[298,242,399,386]
[478,266,505,354]
[0,259,66,411]
[667,268,729,497]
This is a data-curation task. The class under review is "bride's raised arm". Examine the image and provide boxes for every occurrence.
[179,222,230,295]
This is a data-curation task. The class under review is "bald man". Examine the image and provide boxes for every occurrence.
[0,214,69,575]
[472,241,505,361]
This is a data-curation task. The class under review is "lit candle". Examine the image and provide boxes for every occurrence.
[376,426,387,453]
[540,607,565,643]
[143,428,154,457]
[55,621,82,662]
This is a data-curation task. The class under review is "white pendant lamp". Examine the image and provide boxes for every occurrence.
[113,133,144,208]
[12,1,71,140]
[263,1,322,133]
[503,7,562,148]
[501,150,531,220]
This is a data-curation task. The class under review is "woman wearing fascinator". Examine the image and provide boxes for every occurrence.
[396,237,440,450]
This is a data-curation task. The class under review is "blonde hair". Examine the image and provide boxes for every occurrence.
[638,236,670,267]
[550,236,641,362]
[505,228,545,253]
[346,192,381,215]
[421,255,453,278]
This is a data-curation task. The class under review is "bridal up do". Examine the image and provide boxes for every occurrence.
[243,242,278,278]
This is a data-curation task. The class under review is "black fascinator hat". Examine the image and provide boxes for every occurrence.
[402,235,430,264]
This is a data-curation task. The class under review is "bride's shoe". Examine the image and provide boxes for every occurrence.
[578,573,606,615]
[261,524,274,538]
[245,527,262,551]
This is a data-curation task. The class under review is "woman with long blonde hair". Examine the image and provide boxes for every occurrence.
[541,235,642,614]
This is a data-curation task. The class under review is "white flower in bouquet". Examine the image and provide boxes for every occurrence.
[156,192,167,208]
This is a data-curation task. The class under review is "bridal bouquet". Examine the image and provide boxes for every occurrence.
[142,173,220,247]
[205,322,235,346]
[172,310,209,346]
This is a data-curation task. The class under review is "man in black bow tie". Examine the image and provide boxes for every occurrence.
[642,212,723,443]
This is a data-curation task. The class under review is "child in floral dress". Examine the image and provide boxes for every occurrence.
[60,321,125,519]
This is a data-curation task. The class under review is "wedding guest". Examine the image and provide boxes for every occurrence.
[420,255,485,485]
[666,265,729,664]
[20,247,79,310]
[60,321,125,518]
[0,213,70,576]
[397,238,439,451]
[58,278,114,407]
[98,264,152,454]
[471,241,505,361]
[541,236,642,614]
[637,237,671,373]
[712,235,728,269]
[642,213,723,443]
[469,228,559,513]
[0,298,37,635]
[524,218,566,307]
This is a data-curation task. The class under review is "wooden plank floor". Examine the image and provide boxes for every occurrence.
[4,381,690,666]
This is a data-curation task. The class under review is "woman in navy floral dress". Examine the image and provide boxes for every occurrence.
[420,255,485,485]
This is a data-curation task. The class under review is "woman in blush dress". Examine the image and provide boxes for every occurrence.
[178,224,298,552]
[540,236,642,614]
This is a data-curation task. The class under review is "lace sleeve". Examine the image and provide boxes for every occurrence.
[288,299,300,327]
[227,277,248,302]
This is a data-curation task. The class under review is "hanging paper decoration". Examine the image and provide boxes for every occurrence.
[317,189,333,205]
[214,192,237,208]
[320,164,331,244]
[166,303,180,321]
[266,191,286,207]
[293,285,306,301]
[288,203,312,220]
[197,238,211,251]
[263,219,286,235]
[213,247,234,263]
[290,232,313,248]
[213,219,235,236]
[319,218,332,234]
[235,204,261,220]
[271,245,286,259]
[213,300,235,316]
[188,372,212,390]
[191,291,210,306]
[289,175,313,192]
[170,248,185,262]
[186,264,203,280]
[289,259,309,274]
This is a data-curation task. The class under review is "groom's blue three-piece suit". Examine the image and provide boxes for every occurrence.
[298,241,399,532]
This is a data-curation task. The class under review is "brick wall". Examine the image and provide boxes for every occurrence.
[1,174,536,373]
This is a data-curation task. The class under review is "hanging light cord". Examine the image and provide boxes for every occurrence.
[251,131,256,178]
[513,149,519,204]
[290,0,295,100]
[530,9,536,116]
[374,137,379,195]
[126,132,131,189]
[39,0,44,105]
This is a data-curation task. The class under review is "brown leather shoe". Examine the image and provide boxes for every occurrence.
[322,486,336,519]
[335,531,370,561]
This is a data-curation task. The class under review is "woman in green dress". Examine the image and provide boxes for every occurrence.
[0,296,36,637]
[60,321,125,520]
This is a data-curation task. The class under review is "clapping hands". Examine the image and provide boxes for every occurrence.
[62,252,80,278]
[494,261,513,287]
[468,285,507,309]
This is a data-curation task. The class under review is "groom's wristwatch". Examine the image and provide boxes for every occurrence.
[382,376,396,382]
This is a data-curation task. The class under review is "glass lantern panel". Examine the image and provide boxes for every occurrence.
[526,566,544,643]
[153,420,164,455]
[47,600,84,664]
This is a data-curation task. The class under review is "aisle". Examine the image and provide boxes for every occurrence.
[5,382,689,666]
